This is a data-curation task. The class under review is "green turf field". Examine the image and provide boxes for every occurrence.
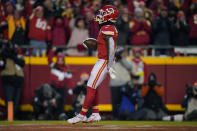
[0,121,197,126]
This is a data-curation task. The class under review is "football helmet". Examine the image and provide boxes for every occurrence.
[95,5,119,24]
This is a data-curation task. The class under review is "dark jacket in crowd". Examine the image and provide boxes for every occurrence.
[141,84,164,109]
[116,16,130,46]
[1,43,25,87]
[152,16,173,45]
[0,43,25,119]
[172,20,190,46]
[141,73,166,111]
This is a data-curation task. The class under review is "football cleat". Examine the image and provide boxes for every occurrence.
[87,113,101,122]
[67,114,87,124]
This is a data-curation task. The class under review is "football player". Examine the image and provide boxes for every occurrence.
[67,5,119,124]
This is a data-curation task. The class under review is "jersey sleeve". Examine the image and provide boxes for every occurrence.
[101,25,116,36]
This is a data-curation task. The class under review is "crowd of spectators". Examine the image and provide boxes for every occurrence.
[0,0,197,56]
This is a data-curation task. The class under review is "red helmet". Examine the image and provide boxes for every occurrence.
[95,5,119,24]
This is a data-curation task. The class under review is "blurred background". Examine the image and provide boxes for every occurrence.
[0,0,197,121]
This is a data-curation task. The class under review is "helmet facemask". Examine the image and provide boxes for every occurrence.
[95,9,105,24]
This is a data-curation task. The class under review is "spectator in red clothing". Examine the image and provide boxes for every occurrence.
[85,8,99,39]
[129,8,152,46]
[85,8,99,56]
[51,16,69,47]
[188,1,197,45]
[28,6,51,56]
[130,48,148,109]
[48,47,72,120]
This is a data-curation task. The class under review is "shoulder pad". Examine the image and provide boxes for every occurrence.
[101,25,115,36]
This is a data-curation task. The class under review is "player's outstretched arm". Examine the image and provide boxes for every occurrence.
[104,35,114,70]
[104,35,110,68]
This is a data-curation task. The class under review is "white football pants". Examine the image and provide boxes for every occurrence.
[87,59,108,89]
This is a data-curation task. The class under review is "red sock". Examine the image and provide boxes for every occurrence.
[92,90,99,113]
[80,87,96,115]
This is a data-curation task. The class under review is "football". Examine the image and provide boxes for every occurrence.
[83,38,97,50]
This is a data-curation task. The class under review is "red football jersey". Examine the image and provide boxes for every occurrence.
[97,25,118,60]
[28,15,51,42]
